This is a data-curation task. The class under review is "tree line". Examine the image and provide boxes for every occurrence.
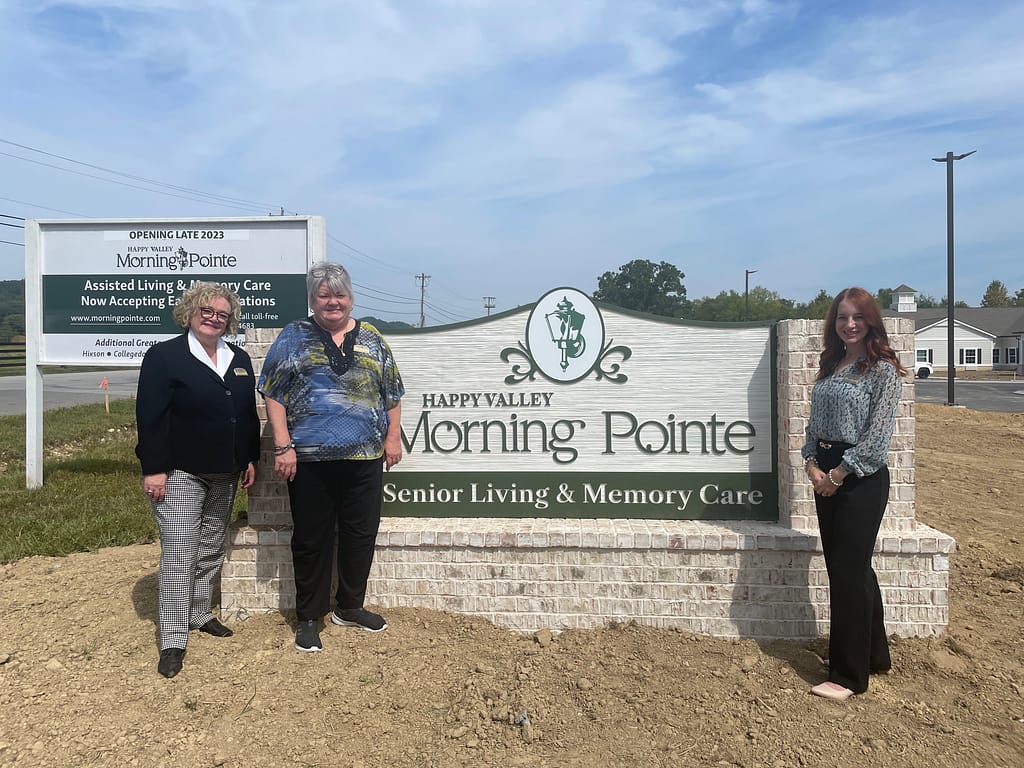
[593,260,1024,321]
[1,269,1022,341]
[0,280,24,341]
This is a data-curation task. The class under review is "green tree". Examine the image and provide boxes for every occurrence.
[794,289,834,319]
[593,260,690,317]
[981,280,1010,307]
[690,290,744,321]
[361,315,416,333]
[1014,288,1024,307]
[0,279,24,317]
[690,286,795,322]
[875,287,893,310]
[0,313,24,340]
[916,294,940,308]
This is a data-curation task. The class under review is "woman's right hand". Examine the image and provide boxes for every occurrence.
[274,448,297,482]
[142,472,167,503]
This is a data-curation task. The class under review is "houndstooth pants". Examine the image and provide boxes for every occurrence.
[151,470,238,651]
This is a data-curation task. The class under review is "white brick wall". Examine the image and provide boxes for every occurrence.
[223,320,956,638]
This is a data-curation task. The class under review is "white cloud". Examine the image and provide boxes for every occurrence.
[0,1,1022,310]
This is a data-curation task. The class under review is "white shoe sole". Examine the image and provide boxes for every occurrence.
[330,613,388,632]
[294,642,323,652]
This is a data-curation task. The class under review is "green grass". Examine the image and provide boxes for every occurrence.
[0,398,249,563]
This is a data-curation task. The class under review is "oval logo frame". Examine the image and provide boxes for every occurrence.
[525,288,605,383]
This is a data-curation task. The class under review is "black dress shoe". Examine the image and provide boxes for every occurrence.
[158,648,185,678]
[198,618,233,637]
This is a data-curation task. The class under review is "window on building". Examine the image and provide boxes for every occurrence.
[1009,348,1019,365]
[959,348,983,365]
[916,349,933,363]
[994,348,1001,364]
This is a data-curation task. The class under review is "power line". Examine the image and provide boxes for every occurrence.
[0,196,86,217]
[0,220,25,229]
[0,142,486,322]
[327,234,408,274]
[0,150,270,213]
[0,213,26,221]
[356,303,421,317]
[0,239,23,247]
[0,138,285,211]
[423,299,472,322]
[352,281,419,304]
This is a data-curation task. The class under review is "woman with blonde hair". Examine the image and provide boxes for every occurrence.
[136,281,259,678]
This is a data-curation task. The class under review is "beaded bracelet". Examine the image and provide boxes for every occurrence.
[827,468,843,487]
[273,441,295,456]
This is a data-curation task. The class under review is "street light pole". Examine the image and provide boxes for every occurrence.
[932,150,975,406]
[744,269,758,320]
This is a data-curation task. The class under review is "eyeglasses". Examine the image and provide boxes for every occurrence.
[199,307,231,323]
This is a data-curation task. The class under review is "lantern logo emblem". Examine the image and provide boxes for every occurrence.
[501,287,630,385]
[545,295,586,372]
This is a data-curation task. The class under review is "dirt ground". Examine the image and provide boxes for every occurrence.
[1,404,1022,768]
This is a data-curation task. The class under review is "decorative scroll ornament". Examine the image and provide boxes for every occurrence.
[500,341,539,384]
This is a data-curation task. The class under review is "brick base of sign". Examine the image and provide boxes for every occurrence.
[220,517,955,639]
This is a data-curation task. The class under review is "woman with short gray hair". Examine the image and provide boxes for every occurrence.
[259,262,404,653]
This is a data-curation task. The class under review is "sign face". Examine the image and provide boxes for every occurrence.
[35,217,319,364]
[383,289,777,521]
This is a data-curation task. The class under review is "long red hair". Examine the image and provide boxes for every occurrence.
[818,287,908,380]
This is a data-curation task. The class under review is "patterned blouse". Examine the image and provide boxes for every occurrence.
[801,358,902,477]
[258,318,404,462]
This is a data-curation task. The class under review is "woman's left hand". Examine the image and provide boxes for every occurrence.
[240,462,257,489]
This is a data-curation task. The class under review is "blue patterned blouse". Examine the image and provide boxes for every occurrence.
[801,358,902,477]
[258,318,404,462]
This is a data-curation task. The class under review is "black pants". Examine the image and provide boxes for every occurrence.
[288,459,384,622]
[814,441,891,693]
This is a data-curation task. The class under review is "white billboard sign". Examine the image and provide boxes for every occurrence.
[29,216,322,364]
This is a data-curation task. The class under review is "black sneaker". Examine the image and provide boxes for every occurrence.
[331,608,388,633]
[295,620,323,652]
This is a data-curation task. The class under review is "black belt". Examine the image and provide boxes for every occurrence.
[815,440,854,472]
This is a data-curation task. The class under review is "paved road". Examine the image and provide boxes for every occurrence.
[914,379,1024,413]
[2,371,1022,416]
[0,370,140,415]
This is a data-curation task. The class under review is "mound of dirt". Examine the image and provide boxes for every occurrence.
[0,404,1022,767]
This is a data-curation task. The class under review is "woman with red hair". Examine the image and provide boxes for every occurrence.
[801,287,908,701]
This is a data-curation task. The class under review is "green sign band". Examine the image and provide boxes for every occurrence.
[382,471,777,520]
[42,274,309,334]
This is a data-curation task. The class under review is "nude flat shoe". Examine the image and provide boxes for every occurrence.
[810,681,855,701]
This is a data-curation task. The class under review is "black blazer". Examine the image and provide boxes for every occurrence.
[135,333,260,477]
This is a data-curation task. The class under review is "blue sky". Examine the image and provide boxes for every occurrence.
[1,0,1021,324]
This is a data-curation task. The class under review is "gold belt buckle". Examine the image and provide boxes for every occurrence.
[818,440,832,449]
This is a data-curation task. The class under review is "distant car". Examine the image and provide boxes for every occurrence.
[914,361,934,379]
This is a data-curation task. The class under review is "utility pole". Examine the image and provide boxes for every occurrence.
[931,150,975,406]
[483,296,496,316]
[415,273,431,327]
